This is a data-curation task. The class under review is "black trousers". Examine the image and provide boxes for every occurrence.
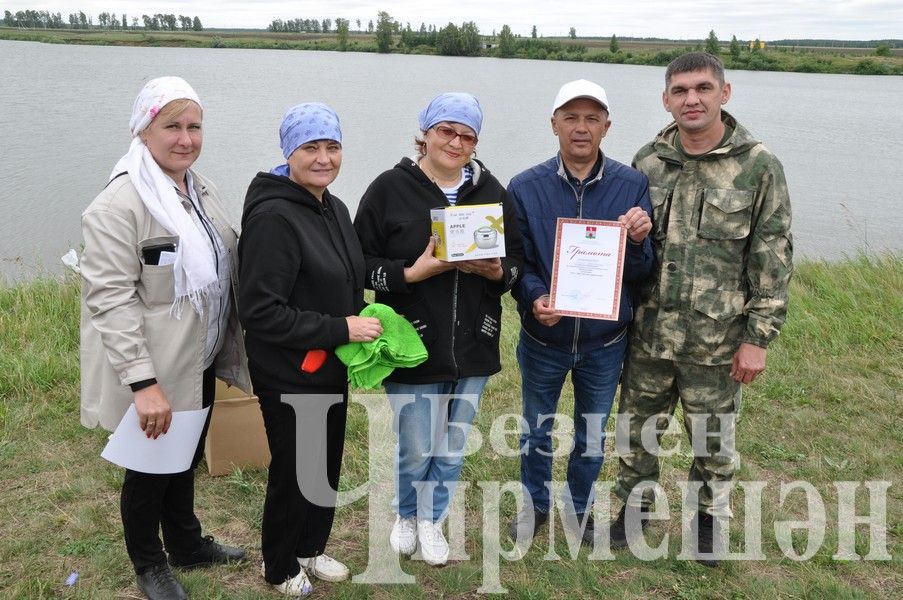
[120,366,215,573]
[257,388,347,584]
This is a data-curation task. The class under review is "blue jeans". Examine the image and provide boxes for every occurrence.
[385,377,488,523]
[517,329,627,515]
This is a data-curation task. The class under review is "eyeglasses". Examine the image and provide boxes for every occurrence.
[433,124,478,147]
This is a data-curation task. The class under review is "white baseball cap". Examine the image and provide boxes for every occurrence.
[552,79,610,114]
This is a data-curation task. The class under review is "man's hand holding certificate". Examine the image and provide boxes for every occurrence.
[549,218,627,320]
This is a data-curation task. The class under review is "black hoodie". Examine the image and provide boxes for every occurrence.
[238,172,365,394]
[354,157,523,384]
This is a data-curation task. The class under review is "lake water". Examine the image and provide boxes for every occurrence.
[1,40,901,279]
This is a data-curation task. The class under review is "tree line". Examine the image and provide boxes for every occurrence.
[8,7,894,67]
[266,11,587,58]
[265,10,899,63]
[268,17,369,34]
[268,18,335,34]
[261,11,747,60]
[3,9,203,31]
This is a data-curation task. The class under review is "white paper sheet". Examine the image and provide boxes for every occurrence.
[549,218,627,320]
[101,404,210,474]
[158,250,177,266]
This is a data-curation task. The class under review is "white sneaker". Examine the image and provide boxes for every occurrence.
[417,519,449,566]
[390,515,417,555]
[261,562,312,597]
[298,553,350,582]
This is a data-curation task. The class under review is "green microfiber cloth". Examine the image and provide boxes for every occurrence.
[336,303,428,389]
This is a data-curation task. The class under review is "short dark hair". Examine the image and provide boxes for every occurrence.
[665,52,725,87]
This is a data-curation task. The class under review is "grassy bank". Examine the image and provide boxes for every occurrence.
[0,255,901,598]
[2,27,901,76]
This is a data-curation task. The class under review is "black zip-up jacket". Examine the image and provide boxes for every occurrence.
[354,157,523,384]
[238,172,365,394]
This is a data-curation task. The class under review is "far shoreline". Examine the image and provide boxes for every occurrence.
[2,27,901,76]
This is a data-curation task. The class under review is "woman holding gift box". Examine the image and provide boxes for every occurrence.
[79,76,251,600]
[238,102,382,596]
[354,92,523,566]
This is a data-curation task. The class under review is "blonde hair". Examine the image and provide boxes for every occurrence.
[155,98,202,122]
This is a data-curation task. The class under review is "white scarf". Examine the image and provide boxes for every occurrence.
[110,76,216,318]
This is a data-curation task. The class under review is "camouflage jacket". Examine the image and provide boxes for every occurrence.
[631,111,792,365]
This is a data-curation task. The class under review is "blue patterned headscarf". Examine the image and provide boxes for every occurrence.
[271,102,342,176]
[418,92,483,135]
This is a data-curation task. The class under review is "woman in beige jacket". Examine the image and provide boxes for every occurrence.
[80,76,250,600]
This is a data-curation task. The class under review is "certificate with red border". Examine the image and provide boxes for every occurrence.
[549,218,626,321]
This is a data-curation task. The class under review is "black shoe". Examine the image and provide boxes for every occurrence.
[609,505,650,550]
[695,512,719,567]
[508,507,549,540]
[136,563,187,600]
[577,513,596,545]
[168,535,246,569]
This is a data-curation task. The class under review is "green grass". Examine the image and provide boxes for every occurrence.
[1,27,901,75]
[0,255,900,598]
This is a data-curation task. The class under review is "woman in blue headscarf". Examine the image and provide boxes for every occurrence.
[238,103,382,596]
[354,93,523,566]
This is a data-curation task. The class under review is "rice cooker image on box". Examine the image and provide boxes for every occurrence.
[473,226,498,248]
[430,203,506,261]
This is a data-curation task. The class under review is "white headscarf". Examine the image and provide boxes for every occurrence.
[110,76,216,318]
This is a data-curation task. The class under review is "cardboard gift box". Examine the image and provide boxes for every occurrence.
[430,203,506,262]
[203,379,271,476]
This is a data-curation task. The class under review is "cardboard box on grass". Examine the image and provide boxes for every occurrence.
[204,379,270,476]
[430,203,505,262]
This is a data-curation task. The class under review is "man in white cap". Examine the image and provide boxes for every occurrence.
[507,80,654,544]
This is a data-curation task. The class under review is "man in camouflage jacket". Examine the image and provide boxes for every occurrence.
[610,52,792,565]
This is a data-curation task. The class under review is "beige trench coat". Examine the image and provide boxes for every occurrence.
[80,171,251,432]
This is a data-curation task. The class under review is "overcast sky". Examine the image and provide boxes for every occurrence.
[4,1,900,40]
